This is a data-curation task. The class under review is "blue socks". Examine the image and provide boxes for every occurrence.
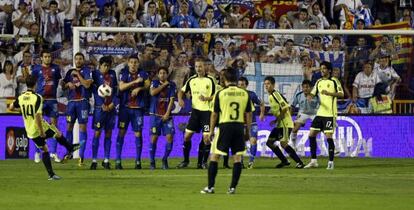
[249,144,257,162]
[135,136,142,163]
[104,137,111,160]
[149,142,156,163]
[66,130,73,144]
[163,142,173,160]
[79,131,87,159]
[92,136,99,160]
[116,135,124,162]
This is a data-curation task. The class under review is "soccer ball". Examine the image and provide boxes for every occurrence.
[98,84,112,97]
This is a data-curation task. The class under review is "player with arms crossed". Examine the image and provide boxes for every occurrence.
[116,55,150,169]
[201,68,252,194]
[31,50,63,163]
[149,67,176,169]
[290,79,319,156]
[264,76,304,169]
[62,52,93,166]
[237,76,265,169]
[177,58,217,169]
[10,75,79,180]
[90,56,118,170]
[304,61,344,169]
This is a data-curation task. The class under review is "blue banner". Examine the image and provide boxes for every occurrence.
[214,0,254,10]
[87,46,137,55]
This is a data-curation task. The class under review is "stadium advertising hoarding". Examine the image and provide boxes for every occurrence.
[5,127,29,159]
[0,115,413,160]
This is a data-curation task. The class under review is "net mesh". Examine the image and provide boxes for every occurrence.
[70,27,413,114]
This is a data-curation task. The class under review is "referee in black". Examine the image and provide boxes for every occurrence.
[201,67,252,194]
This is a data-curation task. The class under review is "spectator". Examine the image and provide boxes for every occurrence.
[368,82,393,113]
[352,62,381,111]
[101,3,117,27]
[192,0,209,19]
[74,1,93,27]
[301,52,315,81]
[239,40,258,63]
[308,1,330,29]
[155,48,171,69]
[370,35,398,61]
[0,60,17,97]
[169,51,190,90]
[40,0,71,50]
[16,51,32,94]
[264,36,280,54]
[139,43,157,78]
[1,43,17,66]
[348,36,371,85]
[276,39,299,63]
[118,0,141,16]
[181,36,194,61]
[54,39,73,72]
[287,8,318,44]
[265,51,278,64]
[375,0,397,24]
[141,1,162,42]
[253,7,276,29]
[374,54,401,99]
[153,22,174,52]
[208,39,231,72]
[86,18,105,46]
[204,5,220,28]
[119,7,141,27]
[12,1,35,36]
[205,58,220,81]
[333,66,352,98]
[170,1,199,28]
[218,3,250,28]
[0,1,14,34]
[27,23,47,54]
[399,7,414,27]
[226,40,239,59]
[334,0,364,29]
[169,0,194,17]
[274,15,293,45]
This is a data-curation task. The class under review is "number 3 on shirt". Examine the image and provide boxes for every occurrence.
[230,102,240,120]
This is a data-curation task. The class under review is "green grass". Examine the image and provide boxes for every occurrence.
[1,158,413,210]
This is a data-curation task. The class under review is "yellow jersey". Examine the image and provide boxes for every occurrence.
[213,85,252,124]
[311,77,343,117]
[181,74,217,111]
[268,90,294,128]
[13,90,52,139]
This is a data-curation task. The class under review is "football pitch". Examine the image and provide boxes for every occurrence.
[1,158,413,210]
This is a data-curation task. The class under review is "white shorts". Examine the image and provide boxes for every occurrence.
[294,113,315,125]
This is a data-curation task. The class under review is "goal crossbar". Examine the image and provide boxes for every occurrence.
[73,27,414,54]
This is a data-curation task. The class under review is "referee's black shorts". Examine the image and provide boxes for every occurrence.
[186,109,211,133]
[212,123,246,156]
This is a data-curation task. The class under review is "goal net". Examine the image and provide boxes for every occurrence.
[66,26,413,158]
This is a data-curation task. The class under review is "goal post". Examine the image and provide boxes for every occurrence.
[69,26,414,157]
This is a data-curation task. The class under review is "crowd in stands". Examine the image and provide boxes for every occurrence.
[0,0,412,113]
